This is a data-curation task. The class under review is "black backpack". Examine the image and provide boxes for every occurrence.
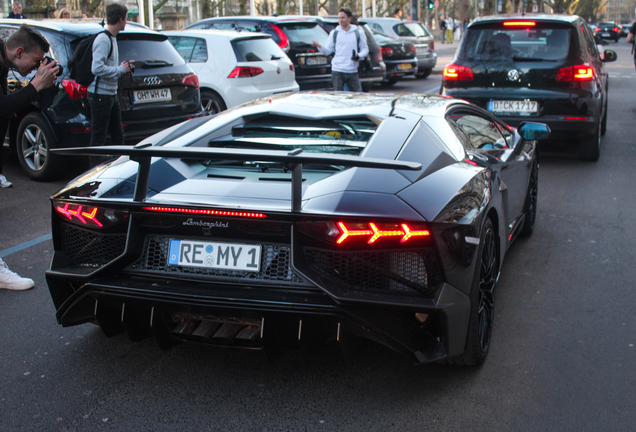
[68,30,113,87]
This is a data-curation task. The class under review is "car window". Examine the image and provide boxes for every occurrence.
[581,24,599,60]
[232,37,286,62]
[0,26,17,40]
[459,26,571,61]
[277,22,329,47]
[118,38,185,65]
[191,38,208,62]
[168,36,195,61]
[393,22,428,37]
[186,23,209,29]
[495,123,513,148]
[369,23,383,33]
[450,114,507,149]
[208,22,236,30]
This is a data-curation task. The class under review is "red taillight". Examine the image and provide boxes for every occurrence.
[181,73,199,88]
[62,78,87,100]
[227,66,264,78]
[54,203,129,228]
[381,47,393,57]
[336,222,430,244]
[429,41,434,50]
[503,21,536,27]
[443,64,473,81]
[613,27,619,33]
[556,65,594,82]
[141,206,267,218]
[269,23,290,53]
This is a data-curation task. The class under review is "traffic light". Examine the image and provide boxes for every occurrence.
[428,0,434,9]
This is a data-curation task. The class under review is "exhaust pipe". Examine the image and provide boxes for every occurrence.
[212,323,244,344]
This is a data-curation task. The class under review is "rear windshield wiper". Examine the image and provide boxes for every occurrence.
[139,60,174,68]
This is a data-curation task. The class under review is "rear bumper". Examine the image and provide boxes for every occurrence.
[416,53,437,70]
[385,59,418,78]
[45,266,470,365]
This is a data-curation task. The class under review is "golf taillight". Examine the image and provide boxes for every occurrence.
[556,64,594,82]
[62,79,87,100]
[297,221,430,245]
[228,66,264,78]
[54,203,129,228]
[181,73,199,88]
[443,64,473,80]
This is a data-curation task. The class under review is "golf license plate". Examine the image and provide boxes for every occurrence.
[398,63,413,70]
[306,56,327,65]
[168,239,261,272]
[488,100,538,114]
[134,88,172,104]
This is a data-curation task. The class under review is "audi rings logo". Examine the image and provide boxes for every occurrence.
[143,76,162,86]
[507,69,520,82]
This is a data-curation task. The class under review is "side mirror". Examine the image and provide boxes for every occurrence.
[518,122,551,141]
[603,49,617,62]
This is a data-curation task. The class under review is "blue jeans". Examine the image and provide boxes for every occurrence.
[88,93,124,147]
[332,71,362,92]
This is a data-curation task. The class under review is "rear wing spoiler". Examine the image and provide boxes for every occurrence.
[52,145,422,211]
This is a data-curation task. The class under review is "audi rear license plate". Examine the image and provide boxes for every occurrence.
[306,56,327,65]
[488,100,538,115]
[398,63,413,70]
[168,239,261,272]
[134,88,172,104]
[602,33,610,37]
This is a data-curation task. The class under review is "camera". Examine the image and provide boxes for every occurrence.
[43,56,63,76]
[127,61,135,74]
[351,49,360,61]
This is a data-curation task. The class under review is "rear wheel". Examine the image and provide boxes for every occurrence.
[415,68,432,79]
[16,112,66,181]
[381,77,399,86]
[200,90,226,115]
[579,119,601,161]
[361,83,373,92]
[443,218,498,366]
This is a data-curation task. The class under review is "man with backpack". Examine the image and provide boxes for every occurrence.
[87,3,133,158]
[312,7,369,92]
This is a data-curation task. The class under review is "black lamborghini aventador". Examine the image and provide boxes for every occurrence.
[46,92,549,366]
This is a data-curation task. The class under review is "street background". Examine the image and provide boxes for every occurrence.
[1,41,636,431]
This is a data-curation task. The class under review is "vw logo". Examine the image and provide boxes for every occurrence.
[143,76,162,86]
[507,69,520,82]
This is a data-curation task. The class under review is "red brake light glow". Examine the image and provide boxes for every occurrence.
[503,21,536,27]
[336,222,430,244]
[443,64,473,81]
[62,79,87,100]
[181,73,199,88]
[227,66,264,78]
[142,206,267,218]
[381,47,393,57]
[54,203,129,228]
[556,65,594,82]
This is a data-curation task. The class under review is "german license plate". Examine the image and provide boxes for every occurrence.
[398,63,413,70]
[488,100,538,114]
[602,33,610,37]
[306,56,327,65]
[134,88,172,104]
[168,239,261,272]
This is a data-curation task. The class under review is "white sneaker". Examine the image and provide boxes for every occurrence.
[0,258,34,290]
[0,174,12,188]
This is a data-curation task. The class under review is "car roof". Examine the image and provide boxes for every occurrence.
[470,13,581,26]
[192,16,317,24]
[0,18,156,36]
[162,29,272,41]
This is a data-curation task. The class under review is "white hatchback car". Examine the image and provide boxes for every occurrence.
[165,30,299,114]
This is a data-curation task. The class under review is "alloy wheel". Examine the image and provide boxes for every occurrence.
[21,123,48,172]
[478,226,497,352]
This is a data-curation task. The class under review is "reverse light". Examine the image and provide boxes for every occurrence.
[62,79,87,100]
[503,21,536,27]
[181,73,199,88]
[443,64,473,81]
[228,66,264,78]
[54,203,129,228]
[270,23,290,53]
[556,65,594,82]
[142,206,266,218]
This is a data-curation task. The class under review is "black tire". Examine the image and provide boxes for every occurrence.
[520,162,538,237]
[200,90,226,115]
[381,77,399,86]
[361,83,373,92]
[601,89,608,136]
[16,112,66,181]
[444,218,498,366]
[415,68,432,79]
[579,119,601,161]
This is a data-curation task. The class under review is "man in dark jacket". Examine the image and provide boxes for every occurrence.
[8,2,27,19]
[1,24,59,188]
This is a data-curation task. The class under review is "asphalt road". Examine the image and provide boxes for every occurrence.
[1,41,635,431]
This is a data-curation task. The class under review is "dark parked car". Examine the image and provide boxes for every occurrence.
[595,21,621,42]
[301,16,386,91]
[441,14,617,161]
[185,16,333,90]
[47,92,548,366]
[369,27,418,85]
[1,19,203,180]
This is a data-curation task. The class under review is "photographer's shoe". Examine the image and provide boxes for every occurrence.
[0,174,12,188]
[0,259,34,290]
